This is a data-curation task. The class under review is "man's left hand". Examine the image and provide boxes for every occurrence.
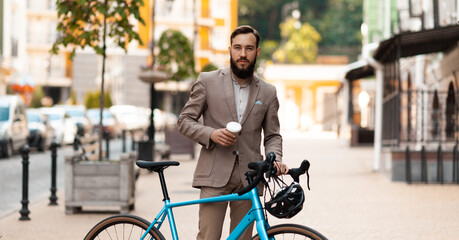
[273,162,289,175]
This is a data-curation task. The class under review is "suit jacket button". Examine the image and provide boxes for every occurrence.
[232,150,238,155]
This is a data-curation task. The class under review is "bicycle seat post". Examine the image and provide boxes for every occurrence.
[157,170,170,201]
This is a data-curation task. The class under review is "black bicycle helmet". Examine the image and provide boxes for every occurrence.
[265,182,304,219]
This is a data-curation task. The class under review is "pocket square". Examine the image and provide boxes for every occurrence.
[255,100,263,105]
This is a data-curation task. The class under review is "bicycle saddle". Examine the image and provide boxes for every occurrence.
[136,160,180,172]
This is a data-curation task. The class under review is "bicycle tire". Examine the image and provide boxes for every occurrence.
[84,214,165,240]
[251,223,328,240]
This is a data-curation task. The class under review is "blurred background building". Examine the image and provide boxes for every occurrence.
[342,0,459,182]
[71,0,238,116]
[1,0,237,115]
[0,0,26,95]
[26,0,72,104]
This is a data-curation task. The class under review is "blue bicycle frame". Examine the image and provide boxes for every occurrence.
[140,187,271,240]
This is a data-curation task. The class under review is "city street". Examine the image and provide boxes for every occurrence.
[0,130,459,239]
[0,138,131,219]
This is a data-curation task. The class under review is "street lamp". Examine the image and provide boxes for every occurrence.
[137,0,173,161]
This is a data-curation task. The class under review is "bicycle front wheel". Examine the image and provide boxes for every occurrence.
[251,223,327,240]
[84,214,165,240]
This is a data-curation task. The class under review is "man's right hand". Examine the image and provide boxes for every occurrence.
[210,128,237,147]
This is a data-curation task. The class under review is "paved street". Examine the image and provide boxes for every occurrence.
[0,138,132,218]
[1,130,459,239]
[0,147,68,218]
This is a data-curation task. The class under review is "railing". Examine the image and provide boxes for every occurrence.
[383,89,459,184]
[383,89,458,146]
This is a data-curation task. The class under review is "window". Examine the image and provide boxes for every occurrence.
[431,90,440,138]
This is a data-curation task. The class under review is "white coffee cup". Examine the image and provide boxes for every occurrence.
[226,122,242,136]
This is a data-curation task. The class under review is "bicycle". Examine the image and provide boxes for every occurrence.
[84,152,328,240]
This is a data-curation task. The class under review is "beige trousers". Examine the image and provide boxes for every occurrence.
[196,162,253,240]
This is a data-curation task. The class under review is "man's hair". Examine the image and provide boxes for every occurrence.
[230,25,261,48]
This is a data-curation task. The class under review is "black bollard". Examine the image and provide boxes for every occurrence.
[73,136,80,151]
[405,146,411,184]
[437,145,443,184]
[49,142,58,205]
[104,130,110,160]
[131,130,136,151]
[421,145,427,183]
[19,145,31,220]
[453,144,458,184]
[122,129,126,153]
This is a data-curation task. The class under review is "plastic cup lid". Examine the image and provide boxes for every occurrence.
[226,122,241,133]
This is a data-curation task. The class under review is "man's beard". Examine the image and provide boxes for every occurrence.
[230,55,257,79]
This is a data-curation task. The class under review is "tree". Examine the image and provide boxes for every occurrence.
[201,63,218,73]
[156,30,195,81]
[273,19,321,64]
[317,0,362,47]
[51,0,145,160]
[239,0,362,61]
[259,40,279,62]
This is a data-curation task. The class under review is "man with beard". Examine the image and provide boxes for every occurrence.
[178,25,287,240]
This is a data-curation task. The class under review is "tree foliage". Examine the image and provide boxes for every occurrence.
[51,0,145,59]
[200,63,218,73]
[239,0,362,60]
[273,19,321,64]
[316,0,362,47]
[259,40,279,62]
[156,30,195,81]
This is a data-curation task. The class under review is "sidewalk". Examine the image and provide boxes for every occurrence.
[1,130,459,239]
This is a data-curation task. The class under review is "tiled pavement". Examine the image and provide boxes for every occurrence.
[1,130,458,239]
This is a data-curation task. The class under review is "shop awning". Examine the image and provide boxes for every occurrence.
[344,60,374,81]
[373,25,459,63]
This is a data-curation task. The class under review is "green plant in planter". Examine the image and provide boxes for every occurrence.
[156,30,195,80]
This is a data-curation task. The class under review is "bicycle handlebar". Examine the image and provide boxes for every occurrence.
[237,152,310,196]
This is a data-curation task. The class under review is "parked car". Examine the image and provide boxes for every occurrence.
[87,108,123,138]
[55,105,93,136]
[40,107,78,145]
[109,105,149,131]
[0,95,29,157]
[26,109,55,151]
[152,109,178,131]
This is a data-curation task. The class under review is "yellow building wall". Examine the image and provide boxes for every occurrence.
[195,0,238,71]
[201,0,210,18]
[280,80,340,130]
[138,0,150,49]
[231,0,238,30]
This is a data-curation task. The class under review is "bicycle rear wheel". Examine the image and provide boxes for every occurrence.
[251,223,327,240]
[84,214,165,240]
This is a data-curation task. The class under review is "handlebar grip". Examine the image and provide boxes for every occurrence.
[288,160,310,190]
[237,170,263,196]
[237,160,268,196]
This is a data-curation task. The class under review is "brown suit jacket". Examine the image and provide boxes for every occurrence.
[178,67,282,188]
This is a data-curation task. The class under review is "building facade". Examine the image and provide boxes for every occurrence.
[0,0,27,96]
[71,0,238,114]
[343,0,459,183]
[264,64,347,131]
[26,0,72,104]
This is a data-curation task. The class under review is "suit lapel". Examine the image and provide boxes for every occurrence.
[240,76,260,126]
[221,68,238,122]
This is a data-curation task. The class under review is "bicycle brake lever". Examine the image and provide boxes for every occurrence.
[265,152,276,179]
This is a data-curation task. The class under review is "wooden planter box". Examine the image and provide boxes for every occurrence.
[65,153,136,214]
